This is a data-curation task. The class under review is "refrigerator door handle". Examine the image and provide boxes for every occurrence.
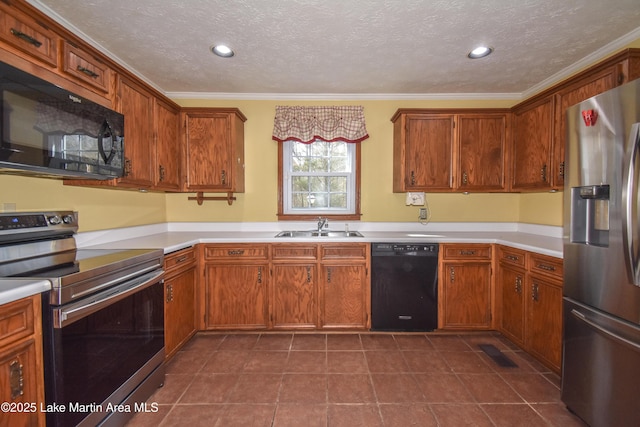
[571,309,640,352]
[622,122,640,286]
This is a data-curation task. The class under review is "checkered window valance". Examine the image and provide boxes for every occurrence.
[272,106,369,144]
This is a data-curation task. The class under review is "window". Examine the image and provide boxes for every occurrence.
[273,106,367,220]
[278,140,361,220]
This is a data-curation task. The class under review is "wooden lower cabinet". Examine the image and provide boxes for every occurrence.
[164,247,197,359]
[201,243,369,330]
[204,263,269,329]
[440,244,493,329]
[271,264,317,329]
[0,295,45,427]
[496,246,564,372]
[320,263,369,329]
[526,274,563,370]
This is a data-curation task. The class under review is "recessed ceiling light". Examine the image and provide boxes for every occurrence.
[211,44,234,58]
[468,46,493,59]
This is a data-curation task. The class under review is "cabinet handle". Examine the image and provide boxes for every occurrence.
[166,284,173,303]
[306,266,312,283]
[9,359,24,399]
[10,28,42,48]
[536,263,556,272]
[541,164,548,183]
[76,65,99,78]
[124,158,132,176]
[327,267,332,283]
[410,170,416,186]
[532,283,539,302]
[515,276,522,294]
[559,161,565,180]
[221,170,227,185]
[449,266,455,283]
[176,256,188,263]
[459,250,476,256]
[505,255,520,262]
[257,266,262,284]
[158,165,165,182]
[462,171,468,185]
[227,250,245,256]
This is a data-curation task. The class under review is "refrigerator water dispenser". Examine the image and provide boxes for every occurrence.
[570,185,610,247]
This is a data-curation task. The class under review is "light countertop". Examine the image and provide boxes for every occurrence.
[0,278,51,306]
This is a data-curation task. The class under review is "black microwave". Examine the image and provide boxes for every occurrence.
[0,61,124,180]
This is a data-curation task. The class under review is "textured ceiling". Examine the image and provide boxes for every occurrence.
[27,0,640,98]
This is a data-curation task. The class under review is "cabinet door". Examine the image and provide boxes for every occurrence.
[511,96,555,191]
[457,114,507,191]
[320,264,368,329]
[117,76,155,187]
[442,262,492,329]
[165,266,196,359]
[403,115,455,191]
[498,264,525,345]
[183,112,233,191]
[526,276,563,371]
[271,264,317,329]
[0,339,43,427]
[204,263,268,329]
[154,99,181,191]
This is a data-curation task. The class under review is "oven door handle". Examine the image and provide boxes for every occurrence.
[53,270,164,328]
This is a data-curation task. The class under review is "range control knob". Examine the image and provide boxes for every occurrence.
[62,215,75,224]
[48,215,62,225]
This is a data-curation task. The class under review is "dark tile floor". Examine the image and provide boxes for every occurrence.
[127,332,587,427]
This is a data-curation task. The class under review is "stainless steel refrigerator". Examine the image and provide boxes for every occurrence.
[563,78,640,427]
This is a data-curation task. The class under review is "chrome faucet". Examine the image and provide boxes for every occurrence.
[317,217,328,232]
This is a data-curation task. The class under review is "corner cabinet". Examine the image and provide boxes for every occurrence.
[0,295,46,427]
[392,110,510,193]
[154,99,181,191]
[439,244,493,329]
[181,108,246,193]
[164,247,197,360]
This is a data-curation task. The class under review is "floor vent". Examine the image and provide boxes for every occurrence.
[478,344,518,368]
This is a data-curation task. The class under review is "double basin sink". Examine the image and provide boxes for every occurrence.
[275,230,364,238]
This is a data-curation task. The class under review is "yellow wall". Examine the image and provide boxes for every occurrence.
[0,174,166,232]
[166,98,526,224]
[1,97,564,231]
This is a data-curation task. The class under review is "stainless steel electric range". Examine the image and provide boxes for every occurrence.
[0,211,165,427]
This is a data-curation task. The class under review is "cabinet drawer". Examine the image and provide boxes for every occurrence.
[0,296,36,348]
[0,3,59,67]
[204,244,269,261]
[442,244,492,260]
[62,41,113,93]
[497,245,526,267]
[271,244,318,261]
[320,244,368,261]
[164,247,196,275]
[528,253,563,279]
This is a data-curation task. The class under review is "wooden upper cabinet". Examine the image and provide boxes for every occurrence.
[181,108,246,192]
[117,76,155,188]
[392,110,509,192]
[61,41,113,95]
[0,2,58,68]
[393,113,455,191]
[457,113,509,191]
[511,95,555,191]
[154,99,181,191]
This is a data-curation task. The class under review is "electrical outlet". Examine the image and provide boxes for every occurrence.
[419,208,427,220]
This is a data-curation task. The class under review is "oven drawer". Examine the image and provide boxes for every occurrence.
[0,296,36,348]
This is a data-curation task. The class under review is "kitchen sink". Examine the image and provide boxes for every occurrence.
[275,230,364,238]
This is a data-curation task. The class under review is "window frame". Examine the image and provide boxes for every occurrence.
[277,140,362,221]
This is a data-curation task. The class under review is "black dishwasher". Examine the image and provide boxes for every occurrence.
[371,243,438,331]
